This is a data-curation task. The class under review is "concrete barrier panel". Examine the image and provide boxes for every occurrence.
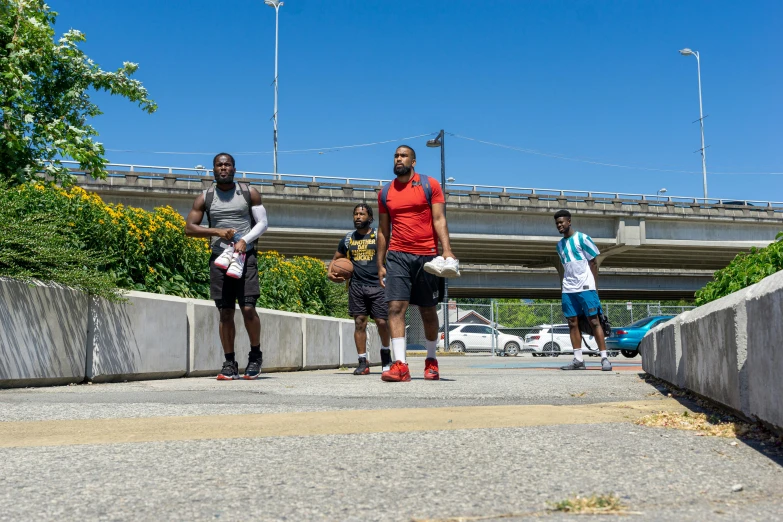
[340,320,382,367]
[0,278,87,388]
[87,291,188,383]
[652,323,677,384]
[744,271,783,427]
[680,288,751,411]
[189,301,303,376]
[304,316,340,369]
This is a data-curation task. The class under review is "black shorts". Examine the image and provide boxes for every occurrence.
[384,250,440,307]
[348,285,388,320]
[210,250,260,309]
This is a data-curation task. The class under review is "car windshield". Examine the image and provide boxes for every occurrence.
[626,317,663,328]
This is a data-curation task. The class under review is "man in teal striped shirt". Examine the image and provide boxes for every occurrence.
[554,210,611,371]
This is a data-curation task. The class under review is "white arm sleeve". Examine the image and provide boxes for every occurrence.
[241,205,268,244]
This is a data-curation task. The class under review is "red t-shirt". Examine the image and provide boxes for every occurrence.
[378,172,445,255]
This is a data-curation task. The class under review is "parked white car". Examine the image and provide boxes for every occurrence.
[524,324,606,357]
[438,324,523,356]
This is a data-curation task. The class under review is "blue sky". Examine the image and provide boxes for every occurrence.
[55,0,781,202]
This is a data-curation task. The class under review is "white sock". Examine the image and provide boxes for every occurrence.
[573,349,584,362]
[358,353,367,362]
[392,337,406,364]
[425,339,437,359]
[600,350,607,359]
[381,345,390,351]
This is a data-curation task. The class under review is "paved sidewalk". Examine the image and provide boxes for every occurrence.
[1,356,781,521]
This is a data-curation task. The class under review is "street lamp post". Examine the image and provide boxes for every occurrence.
[679,48,708,200]
[657,187,667,200]
[265,0,283,175]
[426,130,449,352]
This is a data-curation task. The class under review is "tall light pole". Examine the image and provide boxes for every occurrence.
[657,187,667,200]
[426,130,448,350]
[679,48,708,200]
[265,0,283,175]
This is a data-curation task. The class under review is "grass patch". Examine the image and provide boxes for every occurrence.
[634,411,783,444]
[548,493,627,514]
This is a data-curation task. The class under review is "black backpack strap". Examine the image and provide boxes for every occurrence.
[343,231,354,260]
[204,185,216,228]
[420,175,433,207]
[237,182,256,227]
[379,181,392,209]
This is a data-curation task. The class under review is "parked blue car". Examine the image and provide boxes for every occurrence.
[605,315,676,358]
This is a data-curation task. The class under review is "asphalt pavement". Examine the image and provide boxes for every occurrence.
[1,354,781,521]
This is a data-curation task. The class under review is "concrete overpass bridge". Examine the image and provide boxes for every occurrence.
[67,163,783,300]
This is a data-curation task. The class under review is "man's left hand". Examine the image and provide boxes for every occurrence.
[442,249,455,259]
[234,239,248,253]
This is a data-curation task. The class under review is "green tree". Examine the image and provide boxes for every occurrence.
[0,0,156,185]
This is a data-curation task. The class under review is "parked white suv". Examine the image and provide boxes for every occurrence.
[438,324,523,356]
[524,324,608,357]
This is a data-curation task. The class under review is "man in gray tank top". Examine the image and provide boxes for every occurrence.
[185,153,269,380]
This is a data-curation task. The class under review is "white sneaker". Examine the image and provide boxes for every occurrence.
[423,256,446,276]
[226,252,246,279]
[214,244,235,270]
[441,257,461,278]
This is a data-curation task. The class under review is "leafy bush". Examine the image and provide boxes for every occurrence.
[0,182,346,317]
[695,232,783,305]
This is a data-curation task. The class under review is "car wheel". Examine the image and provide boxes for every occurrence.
[449,341,465,353]
[543,342,560,357]
[608,350,620,358]
[504,342,520,356]
[621,349,637,359]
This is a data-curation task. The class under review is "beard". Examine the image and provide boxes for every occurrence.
[354,218,371,230]
[393,164,412,177]
[214,173,235,184]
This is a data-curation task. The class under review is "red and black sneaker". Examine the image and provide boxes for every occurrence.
[381,361,411,382]
[424,358,440,380]
[353,358,370,375]
[217,360,239,380]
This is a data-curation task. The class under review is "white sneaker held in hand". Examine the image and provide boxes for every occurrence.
[214,244,235,270]
[226,252,246,279]
[441,257,460,278]
[423,256,446,276]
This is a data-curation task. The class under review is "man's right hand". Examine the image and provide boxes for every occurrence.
[328,271,345,283]
[378,266,386,288]
[217,228,236,241]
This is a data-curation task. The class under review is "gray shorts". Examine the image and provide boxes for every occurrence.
[384,250,440,307]
[210,250,260,309]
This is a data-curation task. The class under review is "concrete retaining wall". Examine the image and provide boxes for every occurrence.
[641,270,783,430]
[0,278,88,387]
[0,278,370,387]
[87,292,188,383]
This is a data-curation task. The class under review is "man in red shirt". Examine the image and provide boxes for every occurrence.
[377,145,459,382]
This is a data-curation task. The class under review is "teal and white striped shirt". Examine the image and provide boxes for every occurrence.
[556,231,600,294]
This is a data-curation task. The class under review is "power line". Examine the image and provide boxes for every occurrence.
[450,133,783,176]
[104,133,435,157]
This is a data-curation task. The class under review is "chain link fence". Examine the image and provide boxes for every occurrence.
[404,301,694,357]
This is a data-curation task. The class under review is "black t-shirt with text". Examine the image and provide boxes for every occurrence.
[336,229,380,287]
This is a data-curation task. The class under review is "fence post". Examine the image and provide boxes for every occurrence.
[490,299,496,357]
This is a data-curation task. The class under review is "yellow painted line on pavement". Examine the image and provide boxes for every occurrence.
[0,399,687,448]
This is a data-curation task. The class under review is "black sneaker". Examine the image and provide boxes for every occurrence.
[244,354,263,380]
[354,357,370,375]
[560,358,586,371]
[217,360,239,380]
[380,348,392,372]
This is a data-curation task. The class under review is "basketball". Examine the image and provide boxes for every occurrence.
[331,258,354,280]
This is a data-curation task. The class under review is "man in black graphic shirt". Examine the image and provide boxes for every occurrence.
[328,204,392,375]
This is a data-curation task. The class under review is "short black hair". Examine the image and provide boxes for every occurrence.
[353,203,374,221]
[554,209,571,220]
[396,145,416,160]
[213,152,236,167]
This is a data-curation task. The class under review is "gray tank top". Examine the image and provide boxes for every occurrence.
[204,185,256,253]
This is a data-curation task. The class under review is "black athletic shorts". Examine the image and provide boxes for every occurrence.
[384,250,440,307]
[348,285,388,320]
[210,250,260,309]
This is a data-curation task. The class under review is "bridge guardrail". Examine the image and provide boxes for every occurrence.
[59,161,783,212]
